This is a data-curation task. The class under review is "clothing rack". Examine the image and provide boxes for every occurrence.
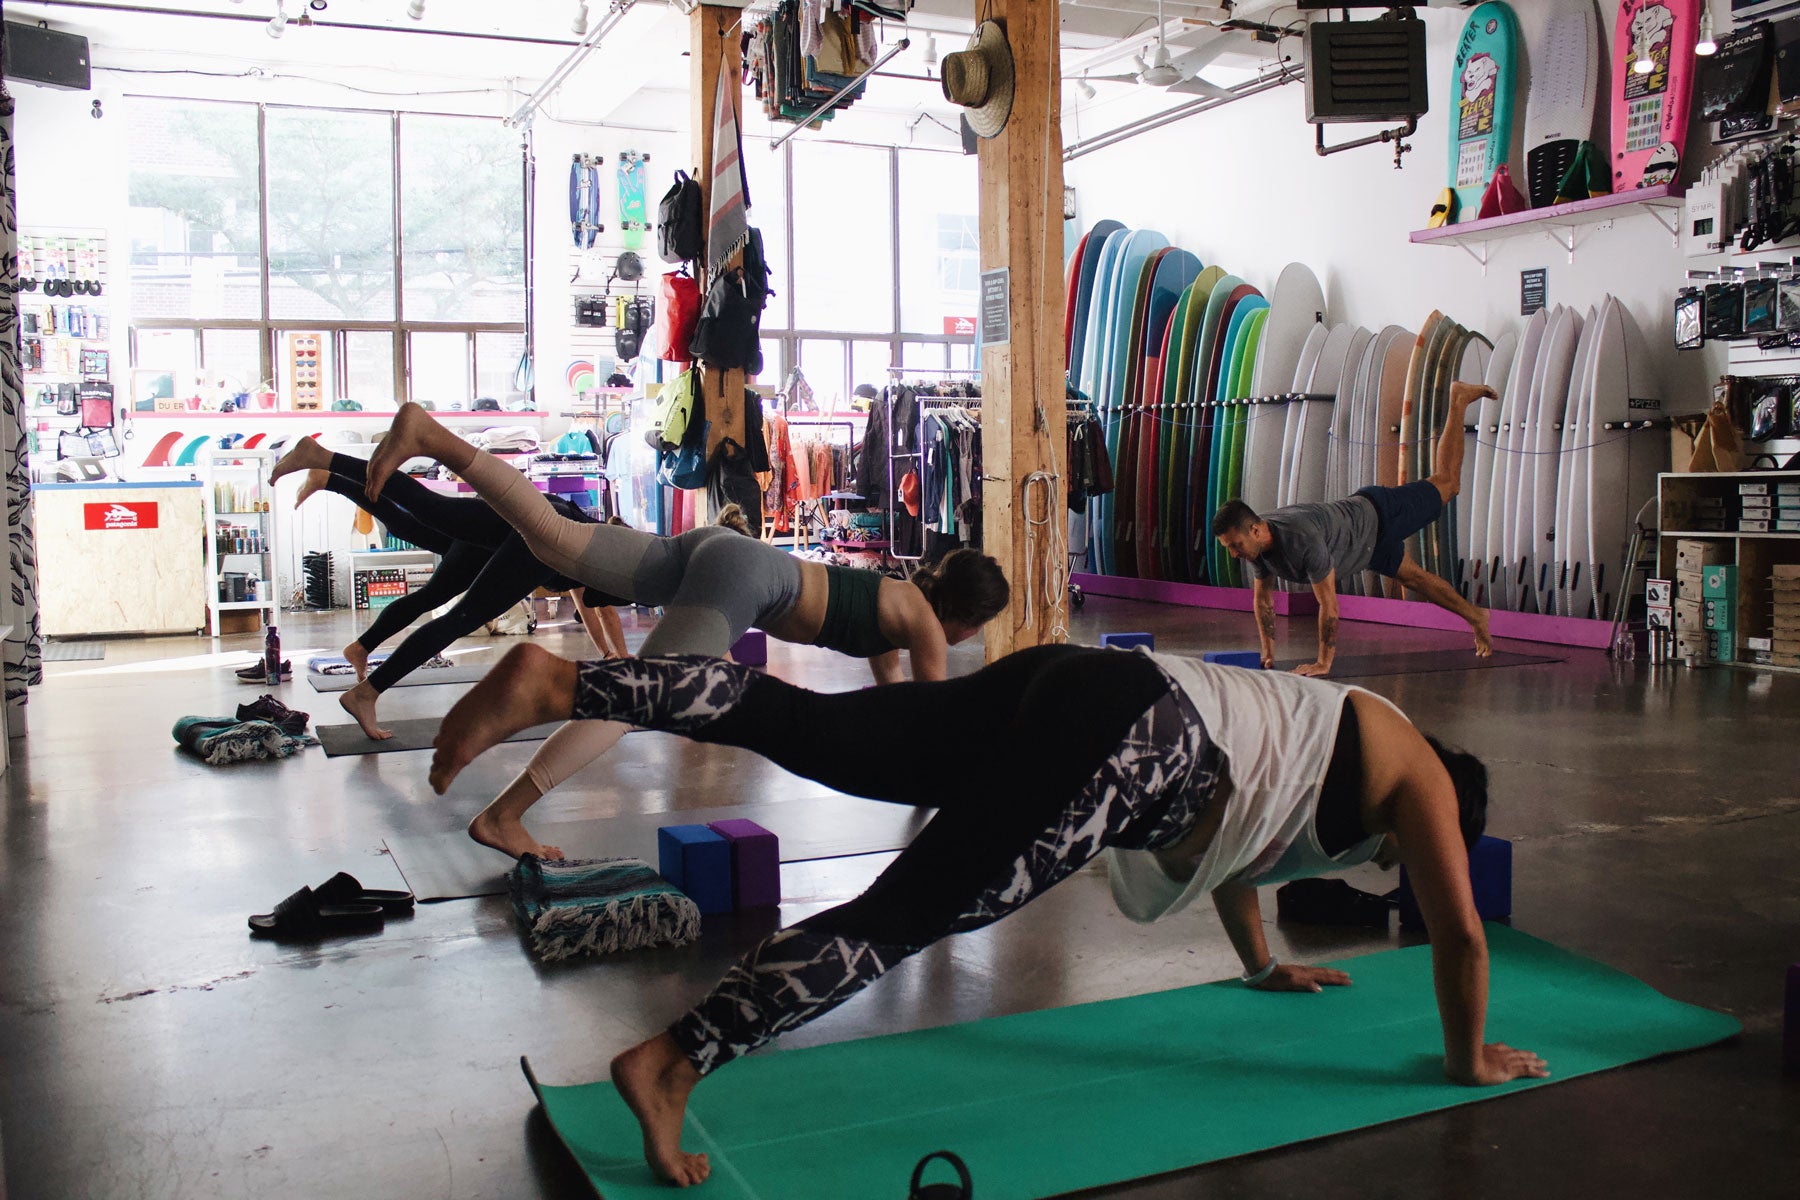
[767,417,857,547]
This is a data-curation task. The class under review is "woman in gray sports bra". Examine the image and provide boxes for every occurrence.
[315,403,1010,860]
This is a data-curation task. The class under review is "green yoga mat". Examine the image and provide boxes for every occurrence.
[527,925,1736,1200]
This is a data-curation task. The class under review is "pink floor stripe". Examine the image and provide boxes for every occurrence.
[1072,573,1613,649]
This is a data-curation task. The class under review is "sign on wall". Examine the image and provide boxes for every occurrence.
[1521,268,1547,316]
[980,269,1011,345]
[943,316,977,337]
[85,502,159,531]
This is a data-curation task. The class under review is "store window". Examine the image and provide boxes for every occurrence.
[790,143,892,333]
[797,340,847,413]
[897,151,978,335]
[125,98,523,407]
[410,331,473,409]
[747,146,791,331]
[127,99,262,320]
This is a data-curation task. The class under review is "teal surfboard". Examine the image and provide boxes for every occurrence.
[1448,2,1521,222]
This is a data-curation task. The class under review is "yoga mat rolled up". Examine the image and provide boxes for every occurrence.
[526,925,1737,1200]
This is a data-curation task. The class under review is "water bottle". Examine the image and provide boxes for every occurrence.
[264,623,281,686]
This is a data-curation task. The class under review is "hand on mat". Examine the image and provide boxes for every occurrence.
[1290,661,1332,678]
[1450,1042,1551,1086]
[1253,964,1351,993]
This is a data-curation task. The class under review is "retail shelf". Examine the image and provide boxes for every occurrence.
[1408,184,1685,269]
[1659,530,1800,539]
[214,600,275,611]
[127,409,561,420]
[216,509,269,517]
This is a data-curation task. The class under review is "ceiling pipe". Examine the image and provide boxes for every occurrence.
[1063,62,1301,160]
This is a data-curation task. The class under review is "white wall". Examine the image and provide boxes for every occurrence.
[1063,0,1727,411]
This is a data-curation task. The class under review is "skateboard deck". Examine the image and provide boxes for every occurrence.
[1449,3,1522,222]
[1611,0,1699,191]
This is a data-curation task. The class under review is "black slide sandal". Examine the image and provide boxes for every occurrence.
[248,886,385,940]
[314,871,415,914]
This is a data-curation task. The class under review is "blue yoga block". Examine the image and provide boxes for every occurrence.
[657,824,733,915]
[1100,632,1154,650]
[730,629,768,666]
[1203,650,1263,669]
[1398,835,1512,931]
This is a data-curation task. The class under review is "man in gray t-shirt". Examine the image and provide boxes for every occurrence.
[1212,382,1494,677]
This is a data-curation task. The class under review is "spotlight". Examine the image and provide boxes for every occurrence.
[268,1,287,37]
[1076,75,1096,101]
[1633,30,1655,75]
[572,2,589,35]
[407,0,425,20]
[1695,10,1718,57]
[308,0,327,8]
[1132,52,1150,76]
[923,33,937,66]
[91,98,103,119]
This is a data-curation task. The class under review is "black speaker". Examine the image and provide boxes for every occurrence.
[1305,16,1427,124]
[2,21,92,92]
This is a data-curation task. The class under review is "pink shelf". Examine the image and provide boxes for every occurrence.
[127,410,551,420]
[1409,183,1684,246]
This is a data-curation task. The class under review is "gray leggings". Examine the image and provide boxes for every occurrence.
[459,449,801,655]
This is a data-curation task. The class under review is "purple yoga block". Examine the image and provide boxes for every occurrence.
[546,476,588,494]
[1100,632,1155,650]
[1399,835,1511,931]
[656,824,733,915]
[707,819,781,908]
[1203,650,1263,669]
[731,629,769,665]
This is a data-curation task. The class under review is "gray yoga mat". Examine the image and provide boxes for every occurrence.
[385,794,932,902]
[309,663,491,692]
[1267,648,1563,678]
[316,718,561,757]
[42,641,105,662]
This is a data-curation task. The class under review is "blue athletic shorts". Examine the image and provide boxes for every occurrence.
[1354,481,1443,577]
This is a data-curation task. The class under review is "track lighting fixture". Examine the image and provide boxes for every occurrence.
[267,1,287,38]
[1695,9,1717,57]
[407,0,426,20]
[572,2,589,35]
[1076,75,1096,101]
[308,0,327,9]
[923,33,937,66]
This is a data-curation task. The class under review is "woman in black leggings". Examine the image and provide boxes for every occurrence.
[287,442,616,739]
[429,641,1548,1185]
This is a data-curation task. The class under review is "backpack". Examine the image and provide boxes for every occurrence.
[653,271,701,363]
[688,268,763,373]
[657,170,705,263]
[741,226,775,312]
[646,367,701,451]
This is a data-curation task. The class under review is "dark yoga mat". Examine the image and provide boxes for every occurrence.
[384,794,931,902]
[309,663,491,692]
[316,718,561,757]
[42,641,104,662]
[527,925,1739,1200]
[1265,648,1563,678]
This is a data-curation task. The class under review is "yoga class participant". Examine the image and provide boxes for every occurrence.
[274,440,624,740]
[362,402,1011,859]
[1212,381,1497,676]
[430,641,1548,1184]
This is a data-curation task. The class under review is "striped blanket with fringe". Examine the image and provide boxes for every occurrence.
[509,855,701,962]
[172,715,316,765]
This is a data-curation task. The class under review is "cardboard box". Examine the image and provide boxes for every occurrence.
[1741,518,1772,533]
[1773,637,1800,656]
[1675,631,1708,659]
[1676,570,1705,600]
[1676,540,1730,571]
[1675,597,1703,630]
[1704,597,1735,629]
[1703,565,1737,597]
[1647,605,1673,630]
[1775,564,1800,579]
[1708,630,1735,662]
[1646,578,1673,607]
[1747,635,1774,652]
[1739,482,1771,495]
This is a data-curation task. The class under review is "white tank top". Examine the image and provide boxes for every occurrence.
[1107,654,1398,924]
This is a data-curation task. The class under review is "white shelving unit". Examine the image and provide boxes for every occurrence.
[1657,470,1800,671]
[203,448,281,637]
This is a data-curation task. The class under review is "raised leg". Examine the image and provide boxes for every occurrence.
[1395,556,1491,656]
[1431,383,1494,503]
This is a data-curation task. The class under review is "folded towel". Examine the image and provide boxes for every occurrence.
[173,715,317,764]
[509,855,701,962]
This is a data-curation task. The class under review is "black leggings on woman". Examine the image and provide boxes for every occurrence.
[319,455,576,692]
[566,644,1222,1075]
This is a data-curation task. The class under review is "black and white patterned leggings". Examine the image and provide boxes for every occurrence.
[570,644,1221,1076]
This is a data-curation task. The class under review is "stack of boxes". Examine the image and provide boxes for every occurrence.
[1769,565,1800,669]
[1656,540,1732,662]
[1703,564,1737,664]
[1739,480,1800,533]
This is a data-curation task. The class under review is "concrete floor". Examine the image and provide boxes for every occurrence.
[1,597,1796,1199]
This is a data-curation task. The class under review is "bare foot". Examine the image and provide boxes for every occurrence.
[343,641,371,682]
[339,681,393,741]
[366,402,443,503]
[270,435,331,485]
[1472,610,1493,657]
[429,643,575,794]
[295,469,330,507]
[467,806,565,861]
[611,1035,709,1187]
[1449,381,1496,411]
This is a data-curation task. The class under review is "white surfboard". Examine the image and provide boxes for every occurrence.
[1525,307,1582,613]
[1552,308,1599,616]
[1586,298,1666,622]
[1276,324,1330,508]
[1327,326,1374,506]
[1461,329,1513,598]
[1244,268,1323,519]
[1521,1,1599,209]
[1449,335,1493,594]
[1484,311,1545,609]
[1290,324,1356,507]
[1506,306,1568,610]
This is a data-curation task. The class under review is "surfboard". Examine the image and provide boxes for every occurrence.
[1275,325,1330,509]
[1401,316,1454,576]
[1612,0,1699,192]
[1465,328,1516,599]
[1220,305,1270,587]
[1151,288,1196,583]
[1421,323,1469,578]
[1114,246,1168,577]
[1479,309,1546,607]
[1521,1,1599,208]
[1245,264,1326,518]
[1134,250,1203,579]
[1095,230,1169,574]
[1295,325,1364,511]
[1069,221,1125,389]
[1185,277,1251,582]
[1162,267,1227,580]
[1550,309,1596,616]
[1449,2,1523,222]
[1207,297,1265,584]
[1445,333,1492,585]
[1586,297,1665,621]
[1517,307,1581,612]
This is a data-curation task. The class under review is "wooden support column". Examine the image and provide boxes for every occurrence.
[977,2,1065,660]
[692,3,745,457]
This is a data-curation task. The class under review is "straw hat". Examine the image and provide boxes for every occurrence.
[941,20,1015,139]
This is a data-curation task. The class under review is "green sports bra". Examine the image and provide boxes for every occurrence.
[811,565,898,659]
